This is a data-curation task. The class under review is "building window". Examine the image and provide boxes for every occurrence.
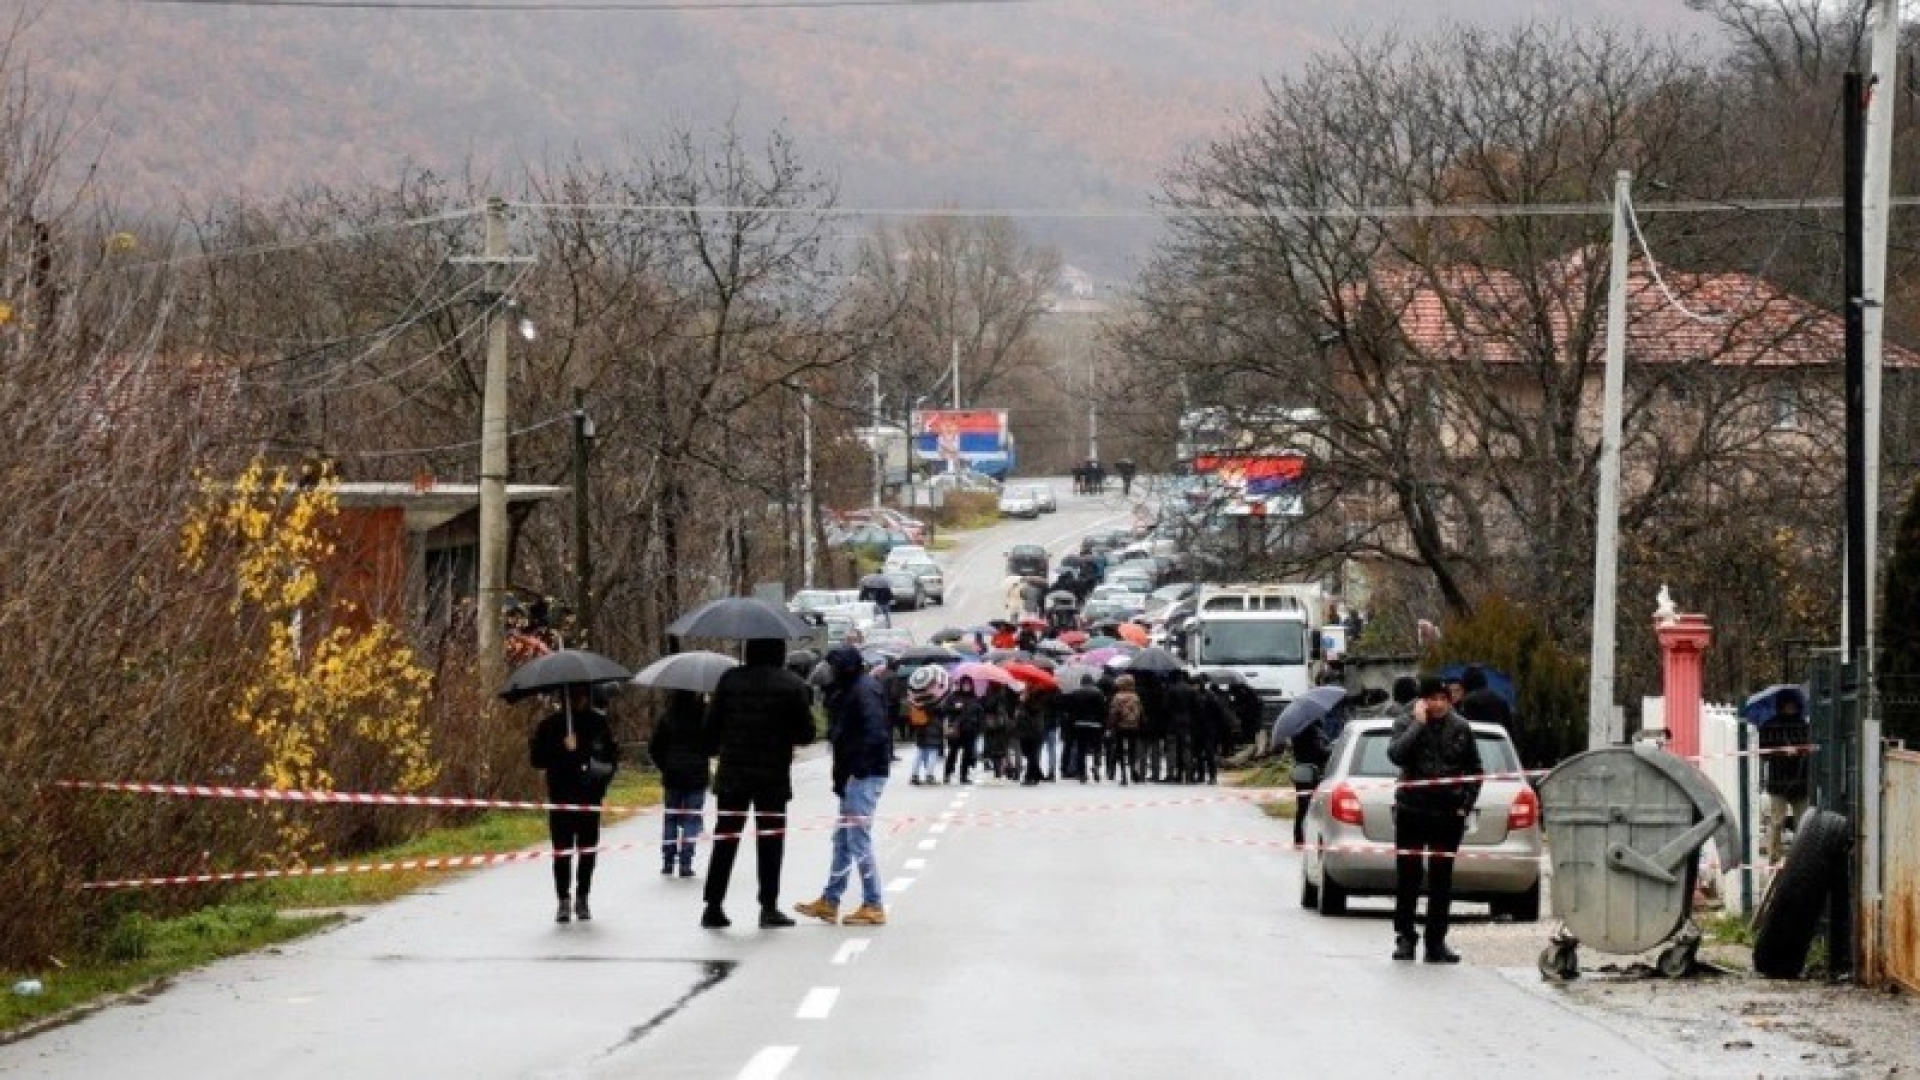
[1771,383,1800,430]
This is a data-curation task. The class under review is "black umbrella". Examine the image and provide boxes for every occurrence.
[667,596,814,640]
[930,628,967,644]
[1126,647,1183,675]
[900,644,961,663]
[499,648,633,703]
[860,572,894,589]
[1198,669,1248,686]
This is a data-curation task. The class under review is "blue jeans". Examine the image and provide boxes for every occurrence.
[823,776,886,907]
[663,787,705,869]
[914,746,942,780]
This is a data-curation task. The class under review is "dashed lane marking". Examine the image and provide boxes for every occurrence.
[831,939,870,966]
[796,987,839,1020]
[904,858,927,870]
[929,822,948,834]
[886,877,916,893]
[739,1046,798,1080]
[918,839,938,851]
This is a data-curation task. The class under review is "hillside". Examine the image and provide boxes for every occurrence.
[20,0,1713,273]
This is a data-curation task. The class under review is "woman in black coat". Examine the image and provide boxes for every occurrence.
[649,690,712,878]
[529,685,619,923]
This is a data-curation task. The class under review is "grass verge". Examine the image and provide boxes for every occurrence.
[2,772,662,1036]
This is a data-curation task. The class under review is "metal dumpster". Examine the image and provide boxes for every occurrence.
[1535,742,1740,980]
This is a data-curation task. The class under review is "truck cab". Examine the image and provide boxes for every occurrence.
[1177,583,1325,720]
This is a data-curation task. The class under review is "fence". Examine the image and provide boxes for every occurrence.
[1883,749,1920,993]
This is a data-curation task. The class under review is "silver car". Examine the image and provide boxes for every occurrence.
[1299,714,1542,921]
[893,557,945,605]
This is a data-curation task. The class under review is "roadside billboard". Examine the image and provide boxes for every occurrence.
[911,408,1015,479]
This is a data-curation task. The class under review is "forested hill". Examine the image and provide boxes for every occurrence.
[22,0,1708,272]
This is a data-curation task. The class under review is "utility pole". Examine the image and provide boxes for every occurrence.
[1587,169,1631,750]
[571,387,594,645]
[871,368,883,509]
[1857,0,1901,987]
[476,197,511,693]
[950,337,961,410]
[801,387,817,588]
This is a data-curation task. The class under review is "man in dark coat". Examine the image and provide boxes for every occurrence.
[1456,665,1513,733]
[1387,675,1484,964]
[1758,692,1813,859]
[648,689,711,878]
[701,638,817,930]
[529,686,619,923]
[795,647,893,927]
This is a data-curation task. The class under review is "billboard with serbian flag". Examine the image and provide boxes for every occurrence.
[911,409,1015,480]
[1191,451,1307,515]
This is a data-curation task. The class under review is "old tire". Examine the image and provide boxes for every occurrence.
[1751,807,1849,979]
[1300,869,1319,910]
[1318,873,1349,917]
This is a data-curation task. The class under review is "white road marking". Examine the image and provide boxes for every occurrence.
[919,838,938,851]
[739,1046,798,1080]
[796,987,839,1020]
[947,801,965,810]
[939,809,956,819]
[905,858,927,870]
[930,822,948,834]
[831,939,870,966]
[886,877,916,893]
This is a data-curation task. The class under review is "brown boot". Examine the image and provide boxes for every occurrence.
[842,904,887,927]
[793,898,839,925]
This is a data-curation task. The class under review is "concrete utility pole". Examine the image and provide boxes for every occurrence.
[1587,169,1632,749]
[801,387,816,588]
[476,198,511,692]
[871,368,883,509]
[571,387,594,645]
[950,337,961,410]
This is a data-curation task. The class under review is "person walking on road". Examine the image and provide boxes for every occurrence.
[529,685,619,924]
[943,679,984,784]
[906,667,950,784]
[701,638,816,930]
[1387,675,1484,964]
[648,689,711,879]
[795,647,892,927]
[1108,674,1144,785]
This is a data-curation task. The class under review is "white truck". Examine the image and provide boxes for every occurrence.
[1177,583,1327,728]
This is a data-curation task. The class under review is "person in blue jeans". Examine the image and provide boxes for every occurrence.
[647,689,711,878]
[795,646,893,927]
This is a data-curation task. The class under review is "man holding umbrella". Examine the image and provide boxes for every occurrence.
[701,638,817,930]
[795,646,893,927]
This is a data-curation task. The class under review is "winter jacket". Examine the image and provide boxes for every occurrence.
[1758,718,1813,798]
[825,671,893,783]
[912,700,949,750]
[530,707,619,804]
[946,695,986,741]
[1013,694,1048,741]
[1459,687,1513,733]
[706,661,817,802]
[1109,690,1144,734]
[647,693,712,791]
[1387,708,1483,814]
[1063,686,1108,733]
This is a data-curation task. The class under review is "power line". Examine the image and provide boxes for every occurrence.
[513,196,1920,223]
[126,0,1038,11]
[105,207,483,274]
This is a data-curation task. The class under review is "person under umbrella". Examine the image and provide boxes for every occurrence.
[647,689,712,879]
[1749,686,1813,859]
[700,639,817,930]
[529,684,620,924]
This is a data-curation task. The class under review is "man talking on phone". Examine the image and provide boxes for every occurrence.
[1387,675,1484,964]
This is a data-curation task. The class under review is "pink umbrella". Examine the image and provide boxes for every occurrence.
[954,662,1025,692]
[1080,647,1121,667]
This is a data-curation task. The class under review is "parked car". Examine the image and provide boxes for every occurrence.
[926,469,1002,493]
[890,556,945,605]
[1005,543,1050,578]
[1028,483,1058,513]
[843,508,927,545]
[1080,528,1134,557]
[790,588,860,616]
[865,626,917,652]
[1105,566,1155,595]
[1083,583,1148,623]
[883,544,931,568]
[835,524,912,562]
[879,567,927,611]
[998,487,1041,519]
[1298,716,1542,921]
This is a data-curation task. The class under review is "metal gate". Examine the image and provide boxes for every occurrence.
[1883,749,1920,993]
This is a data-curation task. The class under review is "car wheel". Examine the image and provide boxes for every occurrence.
[1300,868,1320,910]
[1752,807,1850,979]
[1494,880,1541,923]
[1317,871,1349,917]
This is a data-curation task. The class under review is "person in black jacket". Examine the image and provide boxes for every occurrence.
[795,647,894,927]
[1456,665,1513,733]
[1387,675,1484,964]
[529,685,619,924]
[701,638,817,930]
[648,689,712,879]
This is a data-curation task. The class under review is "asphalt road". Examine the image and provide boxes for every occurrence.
[0,480,1703,1078]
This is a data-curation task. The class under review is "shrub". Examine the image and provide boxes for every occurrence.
[1427,594,1588,768]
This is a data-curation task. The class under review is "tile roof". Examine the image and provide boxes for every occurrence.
[1357,252,1920,369]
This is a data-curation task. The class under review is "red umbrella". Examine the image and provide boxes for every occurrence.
[1059,630,1090,647]
[1018,617,1048,631]
[954,662,1026,692]
[1001,661,1060,692]
[1118,623,1150,646]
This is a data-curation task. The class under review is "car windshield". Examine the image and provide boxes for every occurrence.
[1194,620,1306,666]
[1348,729,1521,778]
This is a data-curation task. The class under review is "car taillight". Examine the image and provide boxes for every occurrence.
[1509,786,1539,831]
[1329,782,1364,826]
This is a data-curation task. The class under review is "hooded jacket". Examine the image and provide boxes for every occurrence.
[707,640,817,802]
[824,659,893,782]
